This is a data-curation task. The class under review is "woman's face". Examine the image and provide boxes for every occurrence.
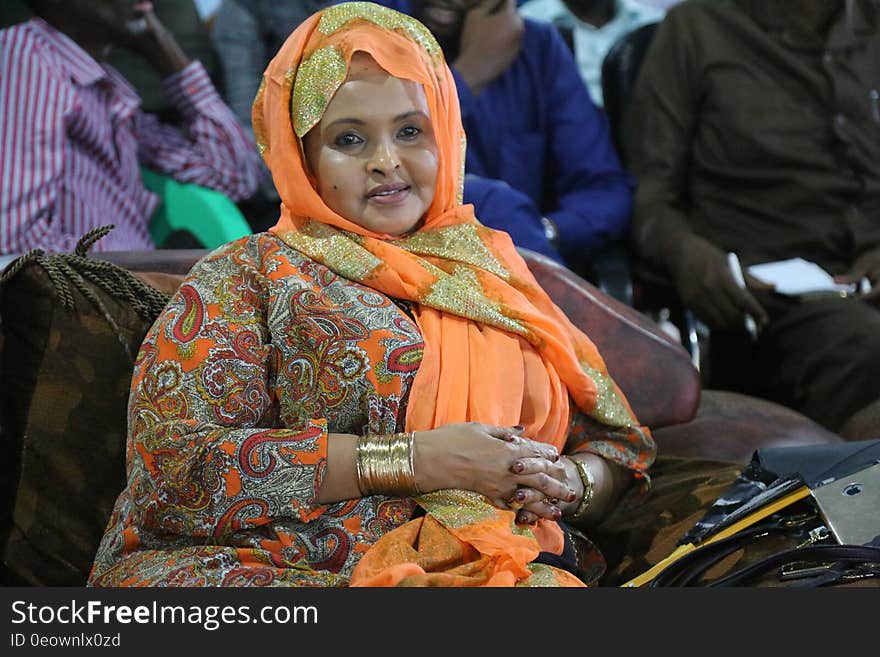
[303,54,439,237]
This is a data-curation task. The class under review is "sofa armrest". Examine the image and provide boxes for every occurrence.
[652,390,843,463]
[94,249,208,275]
[521,249,700,428]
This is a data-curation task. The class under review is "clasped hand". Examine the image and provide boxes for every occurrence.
[414,422,576,524]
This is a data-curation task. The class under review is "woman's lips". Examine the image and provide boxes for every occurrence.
[367,184,411,206]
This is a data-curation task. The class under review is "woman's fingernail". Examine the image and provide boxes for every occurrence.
[567,490,577,502]
[549,497,559,505]
[513,424,525,431]
[551,507,562,520]
[515,489,527,502]
[501,433,516,442]
[512,461,524,473]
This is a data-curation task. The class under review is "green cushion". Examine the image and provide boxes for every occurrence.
[143,168,252,249]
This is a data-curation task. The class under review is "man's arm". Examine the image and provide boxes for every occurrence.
[125,7,261,201]
[541,24,633,264]
[0,36,80,254]
[624,9,766,330]
[623,10,698,273]
[464,174,564,263]
[132,61,262,201]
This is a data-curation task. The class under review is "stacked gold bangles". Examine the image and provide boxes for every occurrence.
[356,431,421,496]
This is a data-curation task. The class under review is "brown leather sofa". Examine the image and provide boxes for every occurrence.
[0,246,841,586]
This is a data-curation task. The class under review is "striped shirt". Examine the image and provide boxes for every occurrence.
[0,18,262,254]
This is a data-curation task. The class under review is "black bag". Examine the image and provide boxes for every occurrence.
[646,440,880,587]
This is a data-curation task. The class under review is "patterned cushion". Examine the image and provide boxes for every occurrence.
[0,256,171,585]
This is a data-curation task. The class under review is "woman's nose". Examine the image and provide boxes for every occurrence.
[367,139,400,175]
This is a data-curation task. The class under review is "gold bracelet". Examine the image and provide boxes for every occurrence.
[355,431,420,497]
[355,434,370,496]
[566,458,595,524]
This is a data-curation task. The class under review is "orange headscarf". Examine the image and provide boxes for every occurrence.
[253,2,650,586]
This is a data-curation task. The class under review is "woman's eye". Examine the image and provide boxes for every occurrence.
[334,132,363,147]
[398,125,421,140]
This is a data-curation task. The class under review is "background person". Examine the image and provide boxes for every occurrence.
[518,0,664,107]
[625,0,880,433]
[0,0,261,254]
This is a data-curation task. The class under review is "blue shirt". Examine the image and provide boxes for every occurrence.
[378,2,633,265]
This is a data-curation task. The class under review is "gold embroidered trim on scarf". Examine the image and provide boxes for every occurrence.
[253,78,269,155]
[417,490,503,529]
[393,224,510,280]
[290,3,444,139]
[317,1,442,62]
[292,46,348,138]
[277,225,529,337]
[520,563,563,587]
[276,222,382,281]
[582,365,634,428]
[422,265,528,336]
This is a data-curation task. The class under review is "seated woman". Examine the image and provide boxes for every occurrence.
[89,2,687,588]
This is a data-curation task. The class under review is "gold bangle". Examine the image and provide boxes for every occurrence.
[566,458,595,524]
[355,434,370,496]
[407,430,420,494]
[355,431,420,497]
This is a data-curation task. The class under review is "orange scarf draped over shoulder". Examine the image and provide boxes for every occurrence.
[253,2,649,587]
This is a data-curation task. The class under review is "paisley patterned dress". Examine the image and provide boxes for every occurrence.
[88,233,652,586]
